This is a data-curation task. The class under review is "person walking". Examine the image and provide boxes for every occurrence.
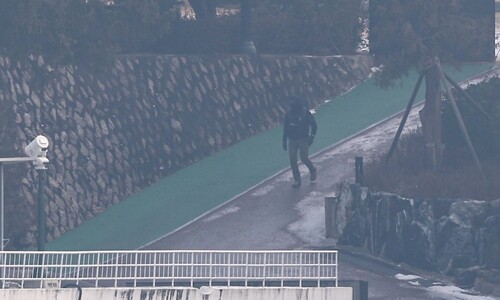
[282,96,317,187]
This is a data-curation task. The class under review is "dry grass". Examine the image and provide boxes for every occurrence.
[364,131,500,201]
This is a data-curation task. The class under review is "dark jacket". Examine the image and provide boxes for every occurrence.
[283,108,317,141]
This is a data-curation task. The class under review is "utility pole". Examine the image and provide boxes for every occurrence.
[240,0,256,54]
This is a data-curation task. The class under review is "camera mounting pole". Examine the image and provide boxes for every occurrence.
[0,135,50,252]
[0,157,37,252]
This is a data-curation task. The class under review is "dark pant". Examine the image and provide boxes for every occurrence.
[288,137,316,182]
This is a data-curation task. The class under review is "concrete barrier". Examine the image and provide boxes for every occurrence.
[340,280,368,300]
[0,287,353,300]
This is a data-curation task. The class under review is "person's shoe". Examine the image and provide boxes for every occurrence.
[292,180,301,188]
[310,168,317,182]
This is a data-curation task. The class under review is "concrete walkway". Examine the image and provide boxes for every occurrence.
[46,63,494,251]
[144,102,424,250]
[143,66,498,300]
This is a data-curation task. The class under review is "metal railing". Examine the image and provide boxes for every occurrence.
[0,250,338,289]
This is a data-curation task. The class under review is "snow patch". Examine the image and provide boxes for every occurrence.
[203,206,240,222]
[426,285,497,300]
[251,185,275,197]
[395,273,422,281]
[287,191,326,245]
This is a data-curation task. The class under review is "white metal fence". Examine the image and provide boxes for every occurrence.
[0,250,338,289]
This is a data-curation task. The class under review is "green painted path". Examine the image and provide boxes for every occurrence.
[46,63,493,251]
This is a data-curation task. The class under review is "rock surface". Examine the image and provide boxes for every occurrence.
[338,184,500,298]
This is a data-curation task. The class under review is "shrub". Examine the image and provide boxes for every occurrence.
[160,16,241,54]
[160,0,363,55]
[364,130,500,201]
[442,77,500,158]
[365,76,500,201]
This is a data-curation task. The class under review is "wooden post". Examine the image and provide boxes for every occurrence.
[436,60,486,182]
[387,72,425,160]
[443,72,491,121]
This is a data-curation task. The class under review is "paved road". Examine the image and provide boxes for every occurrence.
[144,104,494,299]
[143,107,420,250]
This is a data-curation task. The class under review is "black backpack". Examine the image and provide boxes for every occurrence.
[287,109,308,138]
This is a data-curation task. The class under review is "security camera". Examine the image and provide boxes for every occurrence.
[25,135,49,158]
[25,135,49,169]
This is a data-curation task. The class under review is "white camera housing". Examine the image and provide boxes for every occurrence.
[25,135,49,158]
[25,135,49,169]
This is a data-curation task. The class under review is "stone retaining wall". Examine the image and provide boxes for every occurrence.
[0,54,372,248]
[336,183,500,297]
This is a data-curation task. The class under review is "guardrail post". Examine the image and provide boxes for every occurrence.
[355,156,364,186]
[325,195,340,239]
